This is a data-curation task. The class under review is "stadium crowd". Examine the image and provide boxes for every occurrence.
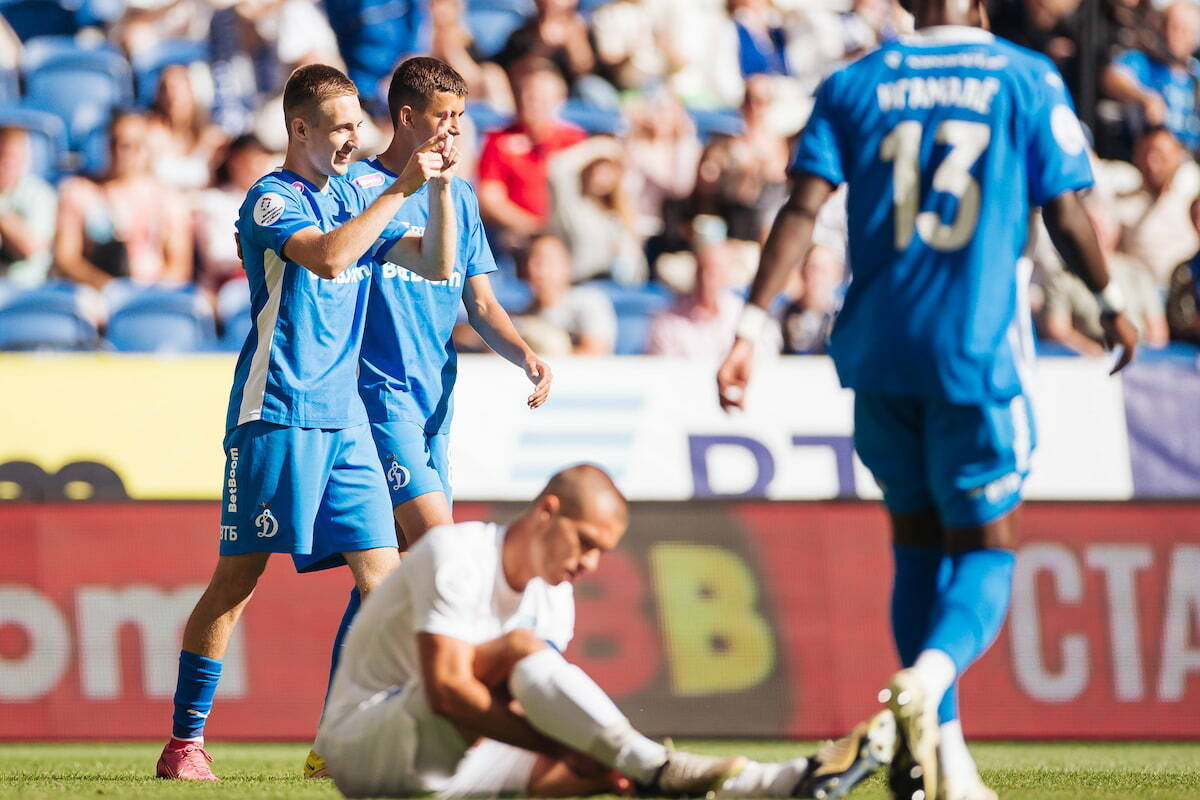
[1,0,1199,355]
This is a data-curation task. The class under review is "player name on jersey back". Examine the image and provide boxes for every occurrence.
[876,76,1001,114]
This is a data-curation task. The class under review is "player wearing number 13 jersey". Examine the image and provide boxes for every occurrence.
[718,2,1139,799]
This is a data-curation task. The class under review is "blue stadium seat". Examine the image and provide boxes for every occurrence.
[578,0,613,14]
[20,35,120,74]
[588,279,673,316]
[559,99,626,136]
[133,38,209,107]
[466,100,513,138]
[215,279,252,352]
[0,282,99,351]
[490,275,532,312]
[75,0,124,27]
[688,107,746,142]
[0,0,78,41]
[105,286,217,353]
[0,67,16,102]
[615,314,654,355]
[24,48,133,148]
[465,6,530,60]
[0,105,68,180]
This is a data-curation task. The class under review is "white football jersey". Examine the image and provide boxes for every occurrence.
[324,521,575,724]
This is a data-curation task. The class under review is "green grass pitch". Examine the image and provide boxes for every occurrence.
[2,741,1198,799]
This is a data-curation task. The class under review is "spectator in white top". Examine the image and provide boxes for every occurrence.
[549,136,647,284]
[0,125,56,287]
[147,64,230,190]
[647,239,780,358]
[515,234,617,356]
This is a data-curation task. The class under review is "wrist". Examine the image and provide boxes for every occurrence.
[1095,281,1127,316]
[734,303,768,343]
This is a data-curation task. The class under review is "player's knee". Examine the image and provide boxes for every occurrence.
[504,629,550,659]
[210,553,269,596]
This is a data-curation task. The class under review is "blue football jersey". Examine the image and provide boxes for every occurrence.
[348,157,498,434]
[227,169,393,431]
[792,26,1094,403]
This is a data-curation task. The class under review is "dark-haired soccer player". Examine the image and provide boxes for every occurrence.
[718,1,1139,798]
[303,55,555,779]
[156,64,458,782]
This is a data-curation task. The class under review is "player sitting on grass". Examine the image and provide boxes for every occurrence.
[315,464,898,800]
[156,63,459,782]
[305,56,554,778]
[717,1,1140,799]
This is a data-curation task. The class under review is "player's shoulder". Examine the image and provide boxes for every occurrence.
[238,171,302,228]
[422,520,498,552]
[986,34,1064,86]
[346,157,391,190]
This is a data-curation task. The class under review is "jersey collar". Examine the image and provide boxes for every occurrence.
[367,156,397,179]
[902,25,994,46]
[277,168,327,194]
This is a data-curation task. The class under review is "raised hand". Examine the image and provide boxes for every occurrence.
[395,127,452,195]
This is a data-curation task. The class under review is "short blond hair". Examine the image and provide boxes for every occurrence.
[282,64,358,125]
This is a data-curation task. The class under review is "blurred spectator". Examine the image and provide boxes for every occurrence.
[1103,0,1200,153]
[495,0,599,94]
[194,134,276,299]
[623,93,703,244]
[54,112,193,290]
[477,61,586,250]
[514,234,617,355]
[147,64,229,189]
[647,239,780,358]
[781,244,843,355]
[549,136,647,284]
[657,0,743,109]
[785,0,910,94]
[1040,200,1168,354]
[730,0,790,78]
[111,0,213,57]
[1167,196,1200,344]
[428,0,514,112]
[1113,126,1200,287]
[690,75,790,242]
[591,0,672,92]
[324,0,422,111]
[0,126,56,288]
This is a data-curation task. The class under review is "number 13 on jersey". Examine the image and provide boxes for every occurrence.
[881,120,992,253]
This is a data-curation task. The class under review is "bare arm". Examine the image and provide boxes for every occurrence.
[160,194,193,284]
[53,182,111,290]
[383,175,456,282]
[285,132,454,279]
[419,633,565,756]
[716,173,834,410]
[464,273,552,408]
[0,210,43,261]
[478,180,544,237]
[1042,191,1139,373]
[1101,65,1165,125]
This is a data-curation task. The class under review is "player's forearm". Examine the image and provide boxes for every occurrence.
[422,177,456,281]
[1101,67,1149,105]
[1043,194,1111,294]
[745,180,831,313]
[469,302,535,366]
[428,678,564,757]
[478,185,543,235]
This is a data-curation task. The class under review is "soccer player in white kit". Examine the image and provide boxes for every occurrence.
[316,464,898,799]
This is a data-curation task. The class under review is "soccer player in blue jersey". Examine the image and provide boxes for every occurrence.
[156,64,461,782]
[718,2,1139,799]
[301,56,554,779]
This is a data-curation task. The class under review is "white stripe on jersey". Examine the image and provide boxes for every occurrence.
[238,248,287,426]
[1011,394,1032,473]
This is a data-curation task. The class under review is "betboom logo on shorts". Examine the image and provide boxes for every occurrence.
[255,508,279,538]
[226,448,239,513]
[387,459,411,491]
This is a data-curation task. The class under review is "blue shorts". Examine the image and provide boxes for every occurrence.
[853,392,1036,528]
[219,421,397,572]
[369,421,452,507]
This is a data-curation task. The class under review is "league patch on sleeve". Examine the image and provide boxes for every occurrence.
[1050,105,1086,156]
[353,172,386,188]
[253,192,287,227]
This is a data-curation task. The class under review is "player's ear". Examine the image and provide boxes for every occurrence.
[400,105,415,130]
[290,115,307,142]
[538,493,561,518]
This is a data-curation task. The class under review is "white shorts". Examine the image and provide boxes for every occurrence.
[316,680,538,798]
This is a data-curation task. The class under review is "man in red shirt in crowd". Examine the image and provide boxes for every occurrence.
[478,58,586,248]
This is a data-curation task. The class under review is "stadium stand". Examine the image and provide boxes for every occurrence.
[0,281,98,350]
[104,284,216,353]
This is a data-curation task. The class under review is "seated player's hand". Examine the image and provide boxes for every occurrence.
[717,338,755,412]
[1101,310,1139,375]
[525,354,552,409]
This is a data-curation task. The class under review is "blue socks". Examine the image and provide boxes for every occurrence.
[172,651,223,740]
[891,544,959,722]
[326,586,361,700]
[923,548,1016,676]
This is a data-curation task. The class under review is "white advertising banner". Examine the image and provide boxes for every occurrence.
[449,355,1134,501]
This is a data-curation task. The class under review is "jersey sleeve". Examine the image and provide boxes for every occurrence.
[790,74,846,186]
[238,181,314,256]
[409,528,487,641]
[1025,61,1095,207]
[459,180,498,277]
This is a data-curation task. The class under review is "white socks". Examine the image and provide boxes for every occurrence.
[509,648,667,784]
[912,649,957,704]
[938,720,978,782]
[716,758,809,798]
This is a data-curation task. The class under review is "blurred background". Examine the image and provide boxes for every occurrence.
[0,0,1197,745]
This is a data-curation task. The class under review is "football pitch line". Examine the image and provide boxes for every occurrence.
[1,741,1198,799]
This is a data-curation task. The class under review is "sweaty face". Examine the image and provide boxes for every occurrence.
[301,94,363,177]
[404,91,466,146]
[537,503,626,585]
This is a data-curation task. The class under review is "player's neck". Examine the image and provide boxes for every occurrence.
[377,138,417,178]
[281,147,330,190]
[500,520,536,592]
